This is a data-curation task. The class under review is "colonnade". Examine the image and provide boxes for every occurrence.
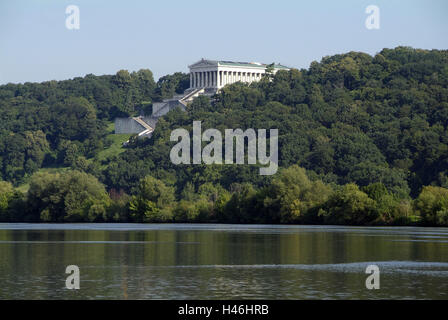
[190,70,264,88]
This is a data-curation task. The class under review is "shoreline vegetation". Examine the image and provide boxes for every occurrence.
[0,167,447,226]
[1,47,448,226]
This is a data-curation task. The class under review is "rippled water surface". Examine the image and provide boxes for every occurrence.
[0,223,447,299]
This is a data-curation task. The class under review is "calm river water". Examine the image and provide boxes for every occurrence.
[0,223,447,299]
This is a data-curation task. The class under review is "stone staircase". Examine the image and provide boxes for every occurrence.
[117,86,217,144]
[153,87,214,117]
[179,88,204,106]
[133,116,154,133]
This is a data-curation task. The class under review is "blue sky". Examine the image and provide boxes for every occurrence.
[0,0,447,84]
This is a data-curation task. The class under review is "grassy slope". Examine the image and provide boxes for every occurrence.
[95,122,131,164]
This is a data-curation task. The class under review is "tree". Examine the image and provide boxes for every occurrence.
[260,165,332,223]
[27,170,110,222]
[0,181,14,220]
[414,186,448,226]
[50,97,98,143]
[129,176,175,222]
[320,183,377,225]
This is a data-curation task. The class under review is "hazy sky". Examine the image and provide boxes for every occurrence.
[0,0,447,84]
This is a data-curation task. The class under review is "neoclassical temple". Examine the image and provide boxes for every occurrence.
[116,59,291,137]
[150,59,290,118]
[188,59,290,89]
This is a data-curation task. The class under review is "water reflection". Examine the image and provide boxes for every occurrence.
[0,224,447,299]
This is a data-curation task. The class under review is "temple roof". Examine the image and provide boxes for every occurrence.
[189,59,290,70]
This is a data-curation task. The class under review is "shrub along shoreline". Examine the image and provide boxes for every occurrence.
[1,166,447,226]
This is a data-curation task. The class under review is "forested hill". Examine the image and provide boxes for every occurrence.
[0,69,189,184]
[1,46,448,225]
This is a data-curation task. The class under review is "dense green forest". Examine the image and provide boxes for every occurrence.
[1,47,448,226]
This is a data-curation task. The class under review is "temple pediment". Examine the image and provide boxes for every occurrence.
[189,59,218,69]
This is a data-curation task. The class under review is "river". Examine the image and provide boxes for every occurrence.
[0,223,447,299]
